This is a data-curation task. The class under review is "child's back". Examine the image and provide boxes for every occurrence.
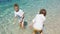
[33,14,46,30]
[32,9,46,34]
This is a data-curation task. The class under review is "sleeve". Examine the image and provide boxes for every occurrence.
[32,18,35,23]
[32,16,36,23]
[21,10,24,18]
[42,16,46,21]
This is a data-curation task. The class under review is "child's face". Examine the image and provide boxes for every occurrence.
[14,6,19,12]
[42,11,46,16]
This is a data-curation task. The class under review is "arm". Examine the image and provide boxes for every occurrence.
[29,22,34,29]
[20,13,24,23]
[29,17,35,29]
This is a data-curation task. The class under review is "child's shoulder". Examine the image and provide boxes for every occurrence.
[19,9,24,14]
[19,9,23,11]
[19,9,24,12]
[36,14,40,16]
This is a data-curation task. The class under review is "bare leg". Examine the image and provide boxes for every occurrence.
[39,30,43,34]
[21,18,24,29]
[40,32,43,34]
[33,30,37,34]
[20,21,24,28]
[20,22,22,28]
[21,22,24,29]
[33,31,35,34]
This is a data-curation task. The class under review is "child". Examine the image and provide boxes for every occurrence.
[14,4,24,28]
[30,9,46,34]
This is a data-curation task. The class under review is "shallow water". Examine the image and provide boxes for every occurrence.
[0,0,60,34]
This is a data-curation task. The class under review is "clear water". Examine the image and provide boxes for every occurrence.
[0,0,60,34]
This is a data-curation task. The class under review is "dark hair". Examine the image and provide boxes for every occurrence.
[39,9,46,16]
[14,4,19,7]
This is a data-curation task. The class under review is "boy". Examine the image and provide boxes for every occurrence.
[14,4,24,28]
[30,9,46,34]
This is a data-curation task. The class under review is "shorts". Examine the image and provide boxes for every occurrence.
[33,27,42,31]
[33,29,43,33]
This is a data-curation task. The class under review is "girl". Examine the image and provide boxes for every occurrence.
[30,9,46,34]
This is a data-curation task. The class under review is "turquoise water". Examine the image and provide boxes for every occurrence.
[0,0,60,34]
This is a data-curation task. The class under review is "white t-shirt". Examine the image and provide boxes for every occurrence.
[33,14,46,30]
[14,9,24,18]
[14,9,24,22]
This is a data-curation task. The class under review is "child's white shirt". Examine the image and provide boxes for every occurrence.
[14,9,24,18]
[14,9,24,22]
[33,14,46,30]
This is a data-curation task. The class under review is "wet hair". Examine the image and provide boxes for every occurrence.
[14,4,19,7]
[39,9,46,16]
